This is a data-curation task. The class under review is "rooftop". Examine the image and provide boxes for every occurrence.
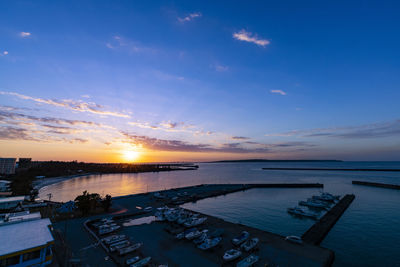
[0,196,26,204]
[0,218,54,256]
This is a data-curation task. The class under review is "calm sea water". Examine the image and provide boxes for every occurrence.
[39,162,400,266]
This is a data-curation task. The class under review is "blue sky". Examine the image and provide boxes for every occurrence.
[0,0,399,162]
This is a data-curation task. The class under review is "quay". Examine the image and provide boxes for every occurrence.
[352,180,400,190]
[262,167,400,172]
[302,194,355,245]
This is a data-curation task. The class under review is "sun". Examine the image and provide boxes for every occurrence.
[122,150,140,162]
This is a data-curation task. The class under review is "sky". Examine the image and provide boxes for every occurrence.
[1,0,400,162]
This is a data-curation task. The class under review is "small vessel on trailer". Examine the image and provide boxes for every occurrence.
[126,256,140,265]
[131,257,151,267]
[109,240,130,252]
[223,249,242,261]
[102,234,126,245]
[287,207,318,219]
[118,242,143,256]
[198,237,222,250]
[236,254,259,267]
[285,235,303,244]
[232,231,249,246]
[240,237,259,252]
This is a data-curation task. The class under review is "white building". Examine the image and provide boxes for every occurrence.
[0,212,54,266]
[0,196,26,210]
[0,180,11,192]
[0,158,16,175]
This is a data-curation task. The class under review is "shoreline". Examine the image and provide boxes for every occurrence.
[33,173,97,191]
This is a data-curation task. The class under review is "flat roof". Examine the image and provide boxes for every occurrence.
[0,180,11,184]
[0,218,54,256]
[0,196,26,204]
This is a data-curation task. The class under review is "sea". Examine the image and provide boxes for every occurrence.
[39,161,400,266]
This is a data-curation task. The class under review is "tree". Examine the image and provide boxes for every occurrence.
[74,191,101,215]
[101,194,112,212]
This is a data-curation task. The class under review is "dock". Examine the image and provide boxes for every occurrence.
[302,194,355,245]
[352,180,400,190]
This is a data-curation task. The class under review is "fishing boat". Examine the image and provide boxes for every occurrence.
[102,235,126,245]
[236,254,259,267]
[285,235,303,244]
[185,229,203,240]
[287,207,318,219]
[131,257,151,267]
[118,242,142,256]
[223,249,242,261]
[198,237,222,250]
[126,256,140,265]
[240,237,259,252]
[232,231,249,246]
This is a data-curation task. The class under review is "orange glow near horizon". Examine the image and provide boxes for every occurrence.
[122,150,140,162]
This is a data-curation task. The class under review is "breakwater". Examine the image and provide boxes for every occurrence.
[352,180,400,190]
[262,167,400,172]
[302,194,355,245]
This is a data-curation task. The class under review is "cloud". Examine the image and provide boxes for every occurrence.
[213,64,229,72]
[233,30,270,47]
[231,136,250,140]
[0,126,35,141]
[106,35,156,54]
[266,119,400,139]
[20,32,31,38]
[270,89,287,95]
[2,51,8,56]
[129,120,198,134]
[0,91,130,118]
[178,12,202,23]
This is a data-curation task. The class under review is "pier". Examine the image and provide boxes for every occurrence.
[352,180,400,190]
[302,194,355,245]
[262,167,400,172]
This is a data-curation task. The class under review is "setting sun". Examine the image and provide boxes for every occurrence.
[122,150,140,162]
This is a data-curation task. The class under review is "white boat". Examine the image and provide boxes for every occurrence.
[98,225,120,235]
[102,235,126,245]
[312,195,335,203]
[144,206,153,212]
[193,232,208,244]
[285,235,303,244]
[223,249,242,261]
[232,231,249,246]
[184,217,207,227]
[198,237,222,250]
[109,240,130,252]
[240,237,259,252]
[299,200,328,210]
[126,256,140,265]
[119,242,143,255]
[176,228,197,240]
[185,229,202,240]
[236,254,259,267]
[287,207,318,219]
[131,256,151,267]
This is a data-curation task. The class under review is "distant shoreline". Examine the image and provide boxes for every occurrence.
[33,173,97,191]
[209,159,342,163]
[262,167,400,172]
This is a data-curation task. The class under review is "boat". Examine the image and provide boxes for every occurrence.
[154,192,166,199]
[236,254,259,267]
[144,206,153,212]
[232,231,249,246]
[287,207,318,219]
[223,249,242,261]
[198,237,222,250]
[322,192,340,199]
[126,256,140,265]
[240,237,259,252]
[184,217,207,227]
[109,240,130,252]
[312,195,335,203]
[285,235,303,244]
[176,228,197,240]
[185,229,202,240]
[299,200,329,210]
[102,235,126,245]
[119,242,143,256]
[98,225,120,235]
[131,256,151,267]
[193,232,208,244]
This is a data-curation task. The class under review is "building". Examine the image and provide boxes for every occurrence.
[0,180,11,192]
[0,212,54,266]
[0,158,16,175]
[0,196,26,211]
[17,158,32,170]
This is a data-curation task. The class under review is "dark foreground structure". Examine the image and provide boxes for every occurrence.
[302,194,355,245]
[352,180,400,190]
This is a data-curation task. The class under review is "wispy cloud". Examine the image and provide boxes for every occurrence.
[233,30,270,47]
[106,35,156,54]
[0,91,130,118]
[1,51,8,56]
[231,136,250,140]
[270,89,287,95]
[20,32,31,38]
[266,119,400,139]
[178,12,202,23]
[213,64,229,72]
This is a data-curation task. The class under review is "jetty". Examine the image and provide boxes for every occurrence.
[262,167,400,172]
[352,180,400,190]
[302,194,355,245]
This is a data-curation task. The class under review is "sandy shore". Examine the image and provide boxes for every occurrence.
[33,173,96,190]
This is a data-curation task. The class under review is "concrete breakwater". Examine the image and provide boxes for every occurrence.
[262,167,400,172]
[302,194,355,245]
[352,180,400,190]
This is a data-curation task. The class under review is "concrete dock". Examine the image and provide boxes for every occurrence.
[352,180,400,190]
[302,194,355,245]
[262,167,400,172]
